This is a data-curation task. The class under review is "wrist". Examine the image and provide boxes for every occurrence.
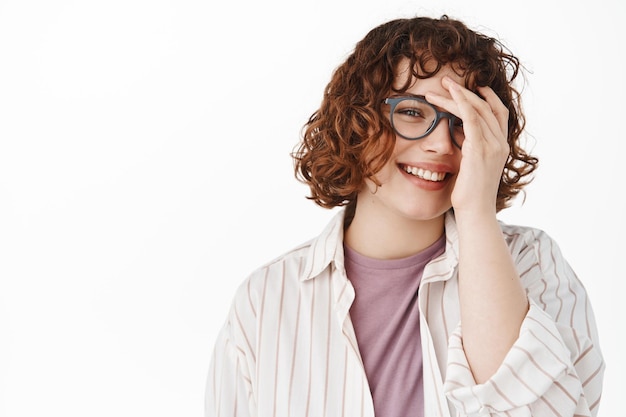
[453,205,498,224]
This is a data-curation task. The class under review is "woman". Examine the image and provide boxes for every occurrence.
[205,15,604,417]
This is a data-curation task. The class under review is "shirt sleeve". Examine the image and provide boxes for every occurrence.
[205,312,256,417]
[443,229,605,417]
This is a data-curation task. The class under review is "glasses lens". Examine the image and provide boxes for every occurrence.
[449,117,465,147]
[391,98,437,140]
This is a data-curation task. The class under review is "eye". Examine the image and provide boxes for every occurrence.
[451,117,465,140]
[393,99,433,123]
[397,107,425,118]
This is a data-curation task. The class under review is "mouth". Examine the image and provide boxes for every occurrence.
[400,164,448,182]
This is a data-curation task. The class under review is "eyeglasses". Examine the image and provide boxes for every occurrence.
[383,96,464,149]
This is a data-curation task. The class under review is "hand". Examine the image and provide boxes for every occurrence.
[426,77,510,216]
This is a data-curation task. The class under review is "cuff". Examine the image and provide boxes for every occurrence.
[443,301,573,415]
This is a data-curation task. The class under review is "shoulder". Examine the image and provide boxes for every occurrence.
[219,239,316,345]
[227,210,345,323]
[497,221,577,282]
[247,240,314,290]
[498,221,560,255]
[229,239,313,303]
[498,221,586,298]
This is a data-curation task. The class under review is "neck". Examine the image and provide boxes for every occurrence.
[344,202,446,260]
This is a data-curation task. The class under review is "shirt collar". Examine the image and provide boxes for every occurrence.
[443,209,459,262]
[301,209,346,281]
[300,208,461,282]
[420,209,460,284]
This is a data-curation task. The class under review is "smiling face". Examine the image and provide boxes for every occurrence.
[356,62,464,223]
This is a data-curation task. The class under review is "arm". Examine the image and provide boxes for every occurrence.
[455,210,528,383]
[443,229,604,416]
[428,78,529,382]
[428,79,604,416]
[205,316,255,417]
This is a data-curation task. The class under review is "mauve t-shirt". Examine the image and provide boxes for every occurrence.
[344,235,446,417]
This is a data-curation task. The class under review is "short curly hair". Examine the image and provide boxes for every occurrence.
[292,15,538,212]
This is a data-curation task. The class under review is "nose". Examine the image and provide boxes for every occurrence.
[419,118,455,154]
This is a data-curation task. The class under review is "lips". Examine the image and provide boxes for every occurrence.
[400,164,447,182]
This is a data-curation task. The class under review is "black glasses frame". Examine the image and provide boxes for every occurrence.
[383,95,463,149]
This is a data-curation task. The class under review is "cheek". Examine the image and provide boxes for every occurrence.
[386,137,414,168]
[369,160,396,186]
[364,135,397,181]
[374,139,405,182]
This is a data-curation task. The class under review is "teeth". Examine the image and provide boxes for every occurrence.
[403,165,446,182]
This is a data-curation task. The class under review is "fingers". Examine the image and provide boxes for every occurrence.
[445,79,506,144]
[425,77,509,145]
[476,85,509,138]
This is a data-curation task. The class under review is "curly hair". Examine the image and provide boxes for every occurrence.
[292,15,538,212]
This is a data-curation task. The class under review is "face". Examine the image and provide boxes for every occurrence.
[357,61,464,223]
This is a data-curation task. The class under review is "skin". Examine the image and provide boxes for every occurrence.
[344,62,529,383]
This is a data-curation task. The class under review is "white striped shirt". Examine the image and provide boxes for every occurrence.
[205,209,604,417]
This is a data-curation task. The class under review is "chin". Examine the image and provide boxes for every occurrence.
[397,203,451,222]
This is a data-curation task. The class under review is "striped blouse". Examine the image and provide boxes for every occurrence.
[205,209,604,417]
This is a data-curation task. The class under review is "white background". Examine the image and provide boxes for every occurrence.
[0,0,624,416]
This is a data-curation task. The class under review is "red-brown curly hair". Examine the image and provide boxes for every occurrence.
[292,15,538,213]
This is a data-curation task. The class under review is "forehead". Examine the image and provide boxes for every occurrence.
[392,58,465,91]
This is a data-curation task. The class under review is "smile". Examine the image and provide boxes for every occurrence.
[401,165,447,182]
